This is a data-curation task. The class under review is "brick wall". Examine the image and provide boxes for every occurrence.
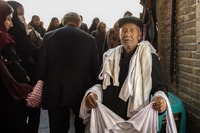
[157,0,171,84]
[157,0,200,132]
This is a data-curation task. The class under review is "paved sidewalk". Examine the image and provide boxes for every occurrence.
[38,109,75,133]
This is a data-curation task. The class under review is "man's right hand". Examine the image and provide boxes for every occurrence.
[85,92,98,109]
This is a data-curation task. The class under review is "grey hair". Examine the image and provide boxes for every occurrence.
[62,12,81,25]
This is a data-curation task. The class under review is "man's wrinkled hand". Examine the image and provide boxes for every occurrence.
[152,96,167,113]
[85,93,98,109]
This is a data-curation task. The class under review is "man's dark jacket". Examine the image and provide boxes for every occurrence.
[35,25,100,109]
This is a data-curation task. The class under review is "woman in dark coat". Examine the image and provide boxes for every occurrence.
[6,1,41,133]
[89,17,100,34]
[0,1,29,133]
[91,21,107,66]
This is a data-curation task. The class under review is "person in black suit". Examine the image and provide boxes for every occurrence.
[35,12,100,133]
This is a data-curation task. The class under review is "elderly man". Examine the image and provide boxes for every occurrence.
[35,12,100,133]
[80,16,170,132]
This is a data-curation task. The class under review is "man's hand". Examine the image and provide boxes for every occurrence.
[85,92,98,109]
[152,96,167,113]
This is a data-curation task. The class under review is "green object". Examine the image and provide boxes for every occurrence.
[158,92,186,133]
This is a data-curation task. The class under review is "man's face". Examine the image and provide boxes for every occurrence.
[119,23,141,53]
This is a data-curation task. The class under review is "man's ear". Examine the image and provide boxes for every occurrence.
[138,31,142,40]
[77,22,81,28]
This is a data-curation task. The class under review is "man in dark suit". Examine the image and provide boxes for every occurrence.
[35,12,100,133]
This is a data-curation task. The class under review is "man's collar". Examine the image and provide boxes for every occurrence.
[122,45,138,57]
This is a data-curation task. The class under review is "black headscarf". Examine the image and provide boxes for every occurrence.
[6,1,23,30]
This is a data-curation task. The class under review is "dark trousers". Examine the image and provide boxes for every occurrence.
[0,101,29,133]
[25,107,41,133]
[48,105,85,133]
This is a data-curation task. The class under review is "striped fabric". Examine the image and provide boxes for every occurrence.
[26,80,43,107]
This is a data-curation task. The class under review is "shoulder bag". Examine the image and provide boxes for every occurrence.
[0,56,33,101]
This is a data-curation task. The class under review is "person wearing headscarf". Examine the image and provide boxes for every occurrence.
[29,15,46,37]
[46,17,60,32]
[6,1,41,133]
[79,15,89,33]
[103,19,120,53]
[91,21,107,66]
[0,1,29,133]
[88,17,100,34]
[123,10,133,17]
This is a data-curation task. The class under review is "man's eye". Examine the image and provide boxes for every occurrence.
[121,29,127,32]
[130,29,134,32]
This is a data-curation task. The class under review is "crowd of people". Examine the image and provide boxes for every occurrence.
[0,0,178,133]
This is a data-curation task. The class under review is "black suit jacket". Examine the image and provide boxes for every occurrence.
[36,26,100,109]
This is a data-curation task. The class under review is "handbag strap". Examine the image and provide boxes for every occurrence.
[0,55,11,65]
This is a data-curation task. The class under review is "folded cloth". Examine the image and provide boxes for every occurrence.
[26,80,43,107]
